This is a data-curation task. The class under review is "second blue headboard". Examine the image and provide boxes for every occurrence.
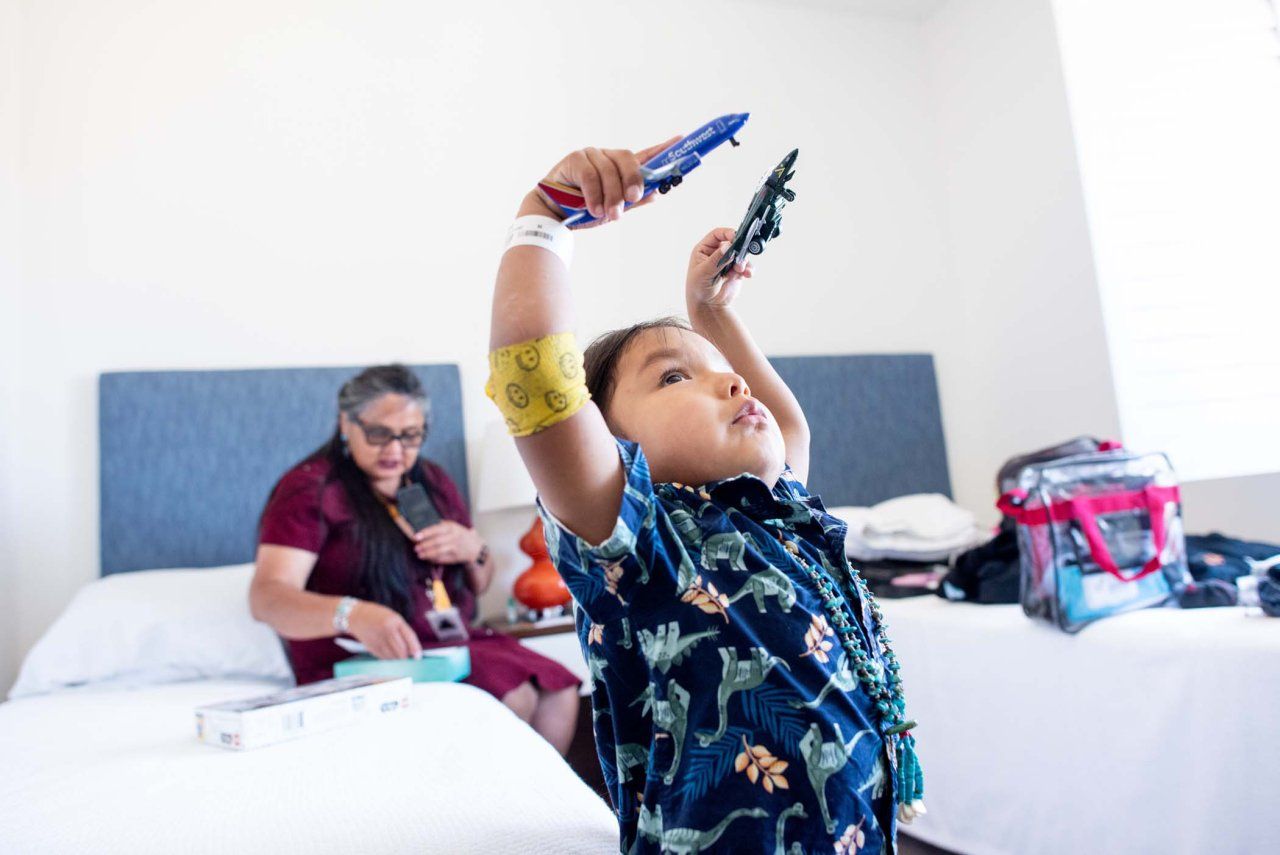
[770,354,951,508]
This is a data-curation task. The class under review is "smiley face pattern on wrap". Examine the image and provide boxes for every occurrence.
[506,383,530,409]
[485,332,590,437]
[515,344,541,371]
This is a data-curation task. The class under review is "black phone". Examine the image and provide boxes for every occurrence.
[396,483,442,532]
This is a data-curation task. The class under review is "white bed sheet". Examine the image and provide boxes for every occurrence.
[0,679,617,855]
[883,597,1279,855]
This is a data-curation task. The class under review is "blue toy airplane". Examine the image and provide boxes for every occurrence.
[537,112,749,227]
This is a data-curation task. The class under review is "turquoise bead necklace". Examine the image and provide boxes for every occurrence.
[798,547,927,823]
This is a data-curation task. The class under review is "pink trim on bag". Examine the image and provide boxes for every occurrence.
[996,489,1027,517]
[1098,439,1124,451]
[1001,486,1180,583]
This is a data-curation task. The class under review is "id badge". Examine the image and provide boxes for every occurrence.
[426,606,470,642]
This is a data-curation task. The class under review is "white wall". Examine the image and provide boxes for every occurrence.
[2,0,948,693]
[1,0,24,694]
[1048,0,1280,531]
[921,0,1121,517]
[920,0,1280,543]
[1051,0,1280,483]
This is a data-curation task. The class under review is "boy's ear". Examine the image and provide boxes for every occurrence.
[601,411,621,440]
[598,405,628,443]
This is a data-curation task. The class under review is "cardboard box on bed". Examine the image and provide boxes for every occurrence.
[333,645,471,683]
[195,675,411,750]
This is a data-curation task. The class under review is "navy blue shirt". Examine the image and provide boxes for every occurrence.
[541,440,898,854]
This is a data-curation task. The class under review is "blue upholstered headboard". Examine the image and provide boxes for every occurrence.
[770,354,951,508]
[99,365,467,576]
[97,355,948,575]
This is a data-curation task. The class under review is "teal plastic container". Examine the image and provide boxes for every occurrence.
[333,646,471,683]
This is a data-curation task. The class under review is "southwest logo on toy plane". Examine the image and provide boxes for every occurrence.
[537,112,749,227]
[716,148,798,274]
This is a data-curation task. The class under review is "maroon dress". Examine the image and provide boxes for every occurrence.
[258,456,580,698]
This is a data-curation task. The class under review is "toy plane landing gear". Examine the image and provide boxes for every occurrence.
[718,148,798,274]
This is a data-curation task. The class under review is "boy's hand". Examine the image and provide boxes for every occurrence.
[535,137,680,227]
[686,226,756,310]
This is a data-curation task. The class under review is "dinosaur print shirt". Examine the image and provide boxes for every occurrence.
[540,440,898,855]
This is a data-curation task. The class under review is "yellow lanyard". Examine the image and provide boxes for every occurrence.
[429,575,453,611]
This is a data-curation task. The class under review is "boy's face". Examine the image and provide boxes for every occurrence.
[606,327,786,487]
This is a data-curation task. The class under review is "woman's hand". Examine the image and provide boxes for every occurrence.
[686,226,755,312]
[535,137,680,227]
[347,601,423,660]
[414,520,484,565]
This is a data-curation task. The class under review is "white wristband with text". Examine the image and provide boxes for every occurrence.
[504,215,574,268]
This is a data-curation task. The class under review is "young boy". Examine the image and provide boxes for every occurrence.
[487,138,923,854]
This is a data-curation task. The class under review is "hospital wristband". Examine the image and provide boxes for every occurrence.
[504,215,574,268]
[333,596,358,634]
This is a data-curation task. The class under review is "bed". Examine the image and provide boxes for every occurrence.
[0,678,615,854]
[779,354,1279,855]
[1,364,616,855]
[879,597,1279,855]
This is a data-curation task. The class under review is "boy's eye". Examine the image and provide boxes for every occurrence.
[660,370,688,386]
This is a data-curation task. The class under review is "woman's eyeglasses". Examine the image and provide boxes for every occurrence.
[352,416,426,448]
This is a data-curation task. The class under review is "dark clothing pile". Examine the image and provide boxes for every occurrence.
[1179,533,1280,609]
[938,527,1280,610]
[937,519,1020,604]
[1185,533,1280,583]
[859,559,948,599]
[1260,566,1280,618]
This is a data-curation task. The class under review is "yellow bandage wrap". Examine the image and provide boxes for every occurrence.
[485,332,590,437]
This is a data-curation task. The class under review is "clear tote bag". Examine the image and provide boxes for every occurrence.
[998,448,1191,633]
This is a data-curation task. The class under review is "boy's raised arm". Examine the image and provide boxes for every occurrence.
[489,141,675,545]
[685,227,812,483]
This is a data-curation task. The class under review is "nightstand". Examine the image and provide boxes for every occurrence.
[483,615,576,639]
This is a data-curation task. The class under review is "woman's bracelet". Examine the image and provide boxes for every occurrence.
[473,544,490,567]
[333,596,358,634]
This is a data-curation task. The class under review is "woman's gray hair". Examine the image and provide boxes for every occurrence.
[338,364,431,425]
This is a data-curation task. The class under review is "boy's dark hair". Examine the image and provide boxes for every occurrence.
[584,316,691,417]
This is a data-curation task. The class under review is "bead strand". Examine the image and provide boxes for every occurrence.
[798,553,926,819]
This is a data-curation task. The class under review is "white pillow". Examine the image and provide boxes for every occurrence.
[9,564,292,699]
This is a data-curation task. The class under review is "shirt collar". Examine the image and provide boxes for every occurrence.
[657,468,818,527]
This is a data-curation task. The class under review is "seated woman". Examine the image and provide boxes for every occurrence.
[249,364,580,753]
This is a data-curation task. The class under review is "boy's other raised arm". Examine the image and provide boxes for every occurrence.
[685,227,812,483]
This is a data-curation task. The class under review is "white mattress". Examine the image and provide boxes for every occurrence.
[0,679,617,854]
[882,597,1280,855]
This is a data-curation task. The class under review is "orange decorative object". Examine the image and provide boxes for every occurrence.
[512,516,572,611]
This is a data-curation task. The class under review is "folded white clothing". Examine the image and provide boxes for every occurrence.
[830,495,990,563]
[863,493,976,541]
[842,525,989,563]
